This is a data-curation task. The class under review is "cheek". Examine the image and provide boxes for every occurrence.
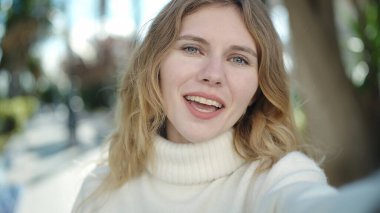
[232,74,259,107]
[159,57,176,93]
[160,54,186,84]
[159,62,173,113]
[159,55,190,108]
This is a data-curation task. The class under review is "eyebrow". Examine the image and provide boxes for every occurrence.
[178,35,209,45]
[178,34,257,58]
[230,45,257,58]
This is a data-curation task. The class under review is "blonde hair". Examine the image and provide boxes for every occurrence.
[107,0,299,191]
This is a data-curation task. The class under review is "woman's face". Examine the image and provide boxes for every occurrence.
[160,4,259,143]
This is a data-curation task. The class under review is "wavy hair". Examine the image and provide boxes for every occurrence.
[107,0,300,190]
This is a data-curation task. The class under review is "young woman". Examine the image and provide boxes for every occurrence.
[73,0,339,212]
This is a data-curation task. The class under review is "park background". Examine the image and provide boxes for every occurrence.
[0,0,379,212]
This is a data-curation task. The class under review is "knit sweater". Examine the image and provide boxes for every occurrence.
[72,130,337,213]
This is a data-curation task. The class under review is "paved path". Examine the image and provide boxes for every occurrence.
[15,147,101,213]
[2,107,112,213]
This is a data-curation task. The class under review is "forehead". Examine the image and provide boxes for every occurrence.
[179,4,256,48]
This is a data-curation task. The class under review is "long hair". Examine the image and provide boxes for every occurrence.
[107,0,300,191]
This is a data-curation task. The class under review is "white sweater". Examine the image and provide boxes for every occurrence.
[73,130,338,213]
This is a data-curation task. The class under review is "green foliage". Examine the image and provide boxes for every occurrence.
[0,96,39,151]
[38,83,62,104]
[363,1,380,65]
[5,0,52,26]
[80,84,116,111]
[0,0,53,98]
[352,0,380,92]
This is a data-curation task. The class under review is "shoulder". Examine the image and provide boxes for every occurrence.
[79,165,109,195]
[276,151,326,177]
[84,165,110,182]
[249,152,336,212]
[72,165,110,212]
[262,151,328,192]
[273,151,326,178]
[272,152,322,172]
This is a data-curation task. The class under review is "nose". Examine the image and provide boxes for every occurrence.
[197,57,226,86]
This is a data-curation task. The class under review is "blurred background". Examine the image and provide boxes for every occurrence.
[0,0,378,212]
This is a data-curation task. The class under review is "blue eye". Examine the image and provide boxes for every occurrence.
[231,56,248,65]
[183,46,200,55]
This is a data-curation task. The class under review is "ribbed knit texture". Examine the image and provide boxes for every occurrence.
[146,130,246,185]
[73,130,339,213]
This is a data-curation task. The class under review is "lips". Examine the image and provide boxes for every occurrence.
[185,95,223,109]
[183,93,225,119]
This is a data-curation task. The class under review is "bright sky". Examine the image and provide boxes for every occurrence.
[66,0,170,36]
[39,0,170,80]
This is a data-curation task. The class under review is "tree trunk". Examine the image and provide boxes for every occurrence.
[283,0,376,186]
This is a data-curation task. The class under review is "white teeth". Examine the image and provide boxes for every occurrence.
[185,95,223,108]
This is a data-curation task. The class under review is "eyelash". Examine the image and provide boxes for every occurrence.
[230,56,249,65]
[183,46,201,55]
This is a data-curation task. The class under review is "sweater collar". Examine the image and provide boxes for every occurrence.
[146,130,246,185]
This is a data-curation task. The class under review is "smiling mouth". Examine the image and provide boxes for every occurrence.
[184,95,224,112]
